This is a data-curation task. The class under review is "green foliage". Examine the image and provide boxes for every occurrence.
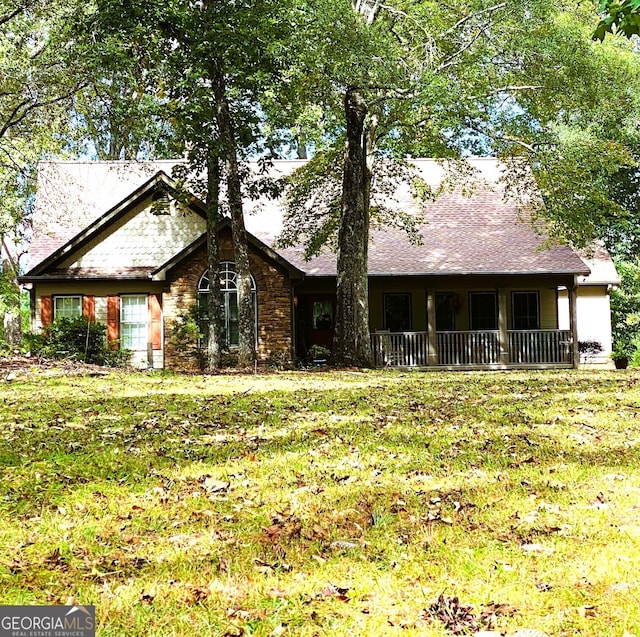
[169,305,205,354]
[169,305,207,369]
[25,316,131,366]
[610,260,640,364]
[594,0,640,40]
[265,349,294,370]
[307,344,331,360]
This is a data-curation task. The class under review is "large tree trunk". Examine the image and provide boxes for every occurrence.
[333,87,374,368]
[211,61,255,368]
[205,153,224,370]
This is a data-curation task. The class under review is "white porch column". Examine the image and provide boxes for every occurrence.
[427,289,438,366]
[498,288,509,365]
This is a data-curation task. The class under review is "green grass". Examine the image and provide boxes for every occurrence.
[1,367,640,636]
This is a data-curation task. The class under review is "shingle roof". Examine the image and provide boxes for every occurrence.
[27,158,596,279]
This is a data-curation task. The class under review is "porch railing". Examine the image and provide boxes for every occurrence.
[437,330,500,366]
[371,331,429,367]
[508,329,572,364]
[370,329,573,367]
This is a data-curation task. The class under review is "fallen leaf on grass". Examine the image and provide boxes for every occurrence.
[576,605,597,618]
[226,608,252,621]
[254,558,292,573]
[480,601,519,629]
[201,476,230,493]
[422,595,479,635]
[328,540,358,551]
[168,581,211,604]
[320,584,351,602]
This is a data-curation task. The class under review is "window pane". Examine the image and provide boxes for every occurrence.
[470,292,497,330]
[54,296,82,320]
[197,264,257,348]
[227,294,239,345]
[120,295,148,350]
[512,292,539,329]
[384,293,412,332]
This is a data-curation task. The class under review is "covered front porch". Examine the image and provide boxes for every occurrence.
[295,273,581,369]
[368,279,579,369]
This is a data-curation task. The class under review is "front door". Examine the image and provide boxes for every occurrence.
[296,295,335,358]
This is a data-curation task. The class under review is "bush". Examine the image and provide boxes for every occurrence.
[25,317,131,366]
[610,260,640,366]
[578,340,603,361]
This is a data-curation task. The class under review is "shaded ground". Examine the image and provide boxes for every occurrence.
[0,355,111,378]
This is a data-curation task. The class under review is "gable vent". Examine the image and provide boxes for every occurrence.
[151,190,171,215]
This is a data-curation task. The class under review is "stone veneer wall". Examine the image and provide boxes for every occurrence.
[163,235,294,369]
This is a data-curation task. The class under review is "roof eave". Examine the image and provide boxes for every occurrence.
[19,274,154,283]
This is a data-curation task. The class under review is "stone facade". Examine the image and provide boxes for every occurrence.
[163,232,294,369]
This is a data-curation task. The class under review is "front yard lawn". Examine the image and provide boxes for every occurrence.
[1,367,639,636]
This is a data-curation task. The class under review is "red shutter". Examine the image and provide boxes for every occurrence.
[107,295,120,347]
[40,296,52,326]
[148,293,162,350]
[83,295,95,322]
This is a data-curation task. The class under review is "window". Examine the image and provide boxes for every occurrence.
[198,263,256,347]
[512,291,539,329]
[470,292,497,330]
[313,301,333,330]
[54,296,82,320]
[384,293,412,332]
[120,295,148,350]
[435,292,457,331]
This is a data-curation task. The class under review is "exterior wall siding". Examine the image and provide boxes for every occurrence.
[33,282,166,369]
[559,285,613,366]
[368,275,571,333]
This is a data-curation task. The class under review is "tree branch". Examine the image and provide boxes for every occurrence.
[490,85,544,93]
[0,0,35,28]
[436,25,489,72]
[0,83,85,140]
[439,2,507,39]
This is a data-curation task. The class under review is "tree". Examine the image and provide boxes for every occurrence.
[92,0,299,368]
[610,260,640,363]
[0,0,88,239]
[594,0,640,40]
[278,0,640,367]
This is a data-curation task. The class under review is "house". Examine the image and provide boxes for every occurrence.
[20,158,619,369]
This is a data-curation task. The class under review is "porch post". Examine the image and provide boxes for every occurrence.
[426,289,438,366]
[569,278,580,368]
[498,288,509,365]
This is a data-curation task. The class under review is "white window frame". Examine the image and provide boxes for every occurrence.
[120,295,148,351]
[53,295,82,320]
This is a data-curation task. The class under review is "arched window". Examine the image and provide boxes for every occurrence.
[198,262,256,347]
